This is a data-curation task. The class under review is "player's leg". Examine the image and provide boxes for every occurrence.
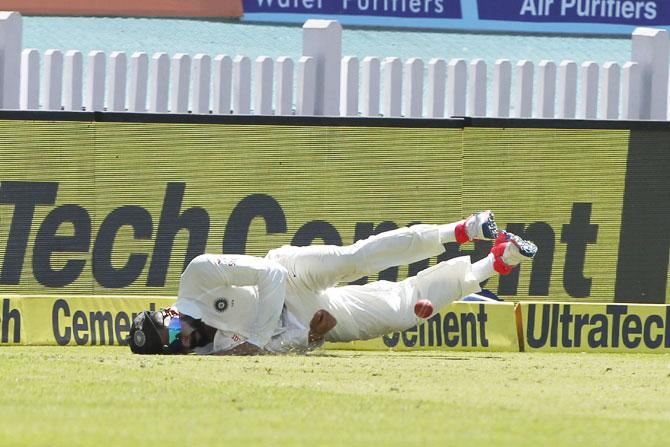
[447,209,498,244]
[266,211,498,291]
[323,231,537,342]
[408,230,537,313]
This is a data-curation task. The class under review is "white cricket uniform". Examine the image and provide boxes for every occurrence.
[177,224,482,354]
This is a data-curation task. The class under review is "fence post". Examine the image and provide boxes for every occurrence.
[580,61,599,119]
[192,54,211,115]
[0,12,21,109]
[621,61,640,120]
[255,56,273,115]
[296,56,316,116]
[492,59,511,118]
[86,51,106,112]
[447,59,466,117]
[213,55,232,115]
[515,60,533,118]
[404,58,423,118]
[302,19,341,116]
[361,57,380,117]
[601,62,620,120]
[382,57,402,117]
[537,60,556,118]
[233,55,251,115]
[171,53,191,114]
[340,56,359,117]
[275,56,293,116]
[468,59,487,117]
[631,27,669,120]
[427,58,446,118]
[108,51,127,112]
[148,52,170,113]
[557,60,577,119]
[128,52,148,113]
[19,49,39,110]
[43,49,63,111]
[63,50,83,111]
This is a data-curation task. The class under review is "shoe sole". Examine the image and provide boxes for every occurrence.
[506,233,538,258]
[480,211,498,240]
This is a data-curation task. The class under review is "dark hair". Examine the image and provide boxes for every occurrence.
[128,311,167,355]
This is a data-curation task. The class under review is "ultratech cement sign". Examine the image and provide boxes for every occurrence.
[0,117,668,305]
[0,296,173,346]
[0,296,520,350]
[330,302,520,351]
[520,302,670,352]
[241,0,670,34]
[4,296,670,353]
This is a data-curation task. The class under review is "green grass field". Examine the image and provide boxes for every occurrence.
[1,347,668,447]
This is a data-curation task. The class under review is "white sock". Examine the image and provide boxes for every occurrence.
[438,222,463,243]
[472,254,496,283]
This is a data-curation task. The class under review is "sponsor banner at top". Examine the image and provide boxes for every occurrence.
[243,0,462,19]
[477,0,668,26]
[242,0,670,34]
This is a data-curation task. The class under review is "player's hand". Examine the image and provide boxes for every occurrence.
[308,309,337,344]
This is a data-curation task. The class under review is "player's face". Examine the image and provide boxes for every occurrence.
[175,319,202,353]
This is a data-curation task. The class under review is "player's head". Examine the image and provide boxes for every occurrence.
[128,309,182,355]
[128,309,212,355]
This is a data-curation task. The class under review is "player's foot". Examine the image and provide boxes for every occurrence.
[455,210,498,243]
[490,231,537,275]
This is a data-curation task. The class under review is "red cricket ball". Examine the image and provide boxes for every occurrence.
[414,299,434,319]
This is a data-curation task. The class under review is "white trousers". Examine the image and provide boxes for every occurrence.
[265,224,482,342]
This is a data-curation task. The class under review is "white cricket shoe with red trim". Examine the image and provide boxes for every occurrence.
[455,210,498,243]
[490,231,537,275]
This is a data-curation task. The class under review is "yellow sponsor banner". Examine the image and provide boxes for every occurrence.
[0,295,173,346]
[0,120,463,296]
[326,302,520,352]
[0,117,668,307]
[520,302,670,353]
[1,296,519,352]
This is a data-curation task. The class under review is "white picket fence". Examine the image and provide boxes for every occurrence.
[0,12,669,120]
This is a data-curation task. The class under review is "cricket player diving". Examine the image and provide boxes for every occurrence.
[128,211,537,355]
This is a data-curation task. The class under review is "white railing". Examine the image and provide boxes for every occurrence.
[0,11,668,120]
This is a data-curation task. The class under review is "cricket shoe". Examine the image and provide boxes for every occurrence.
[490,231,537,275]
[455,210,498,243]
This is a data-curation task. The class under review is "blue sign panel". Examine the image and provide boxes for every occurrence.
[243,0,462,19]
[242,0,670,34]
[477,0,667,26]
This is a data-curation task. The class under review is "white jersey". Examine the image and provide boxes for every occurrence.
[177,224,481,353]
[176,254,287,348]
[267,243,478,343]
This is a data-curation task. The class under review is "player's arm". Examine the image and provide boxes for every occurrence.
[307,309,337,345]
[207,255,288,347]
[265,309,337,353]
[210,331,269,356]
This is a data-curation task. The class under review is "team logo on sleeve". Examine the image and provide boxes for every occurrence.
[214,298,229,313]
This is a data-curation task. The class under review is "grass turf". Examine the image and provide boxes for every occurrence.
[0,347,668,446]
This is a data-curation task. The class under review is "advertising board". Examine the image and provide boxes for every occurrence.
[0,114,667,310]
[241,0,669,35]
[520,302,670,352]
